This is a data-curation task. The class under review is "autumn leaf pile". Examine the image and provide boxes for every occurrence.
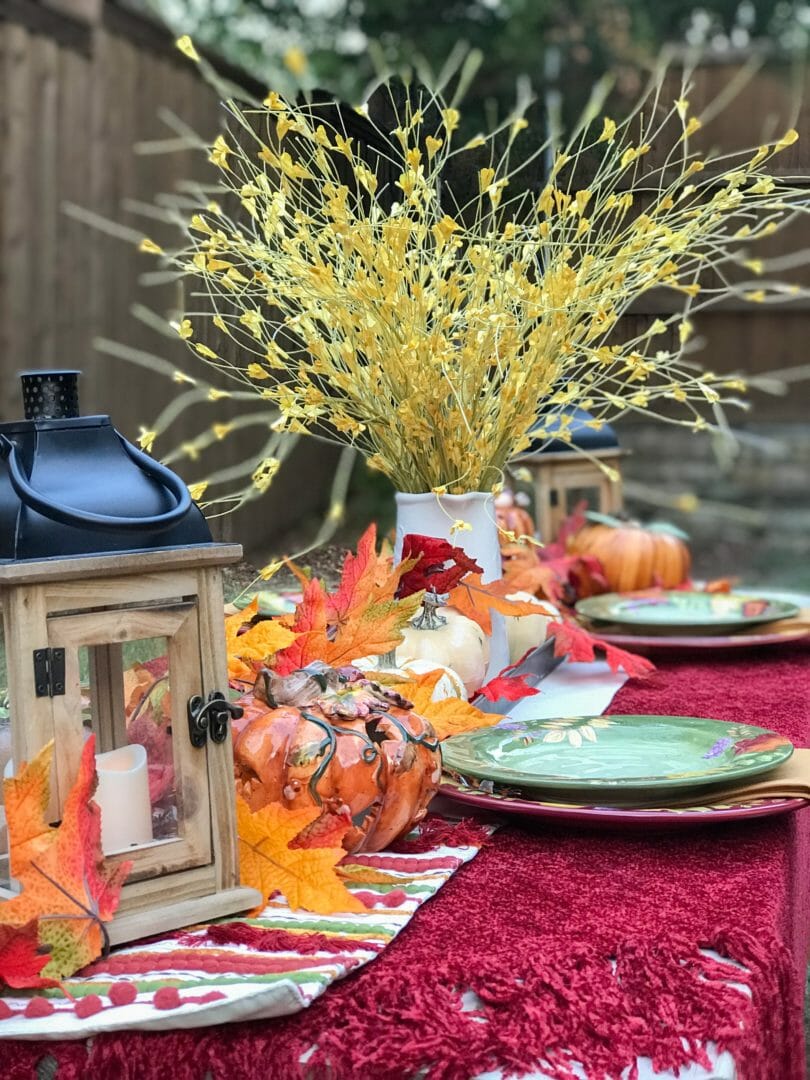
[226,524,422,687]
[224,526,554,734]
[0,739,130,988]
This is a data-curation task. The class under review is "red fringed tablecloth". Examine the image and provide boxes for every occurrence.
[7,642,810,1080]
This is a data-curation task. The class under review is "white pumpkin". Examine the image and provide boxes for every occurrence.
[504,592,559,665]
[396,601,489,698]
[353,655,466,701]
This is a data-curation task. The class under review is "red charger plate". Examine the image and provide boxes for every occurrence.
[593,627,809,651]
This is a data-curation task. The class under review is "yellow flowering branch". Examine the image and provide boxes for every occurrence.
[143,57,810,496]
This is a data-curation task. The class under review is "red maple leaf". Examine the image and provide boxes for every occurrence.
[288,808,353,849]
[271,577,330,675]
[396,534,482,598]
[0,919,58,990]
[547,620,655,677]
[477,674,540,702]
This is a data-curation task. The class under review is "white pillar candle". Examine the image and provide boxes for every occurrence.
[95,743,153,854]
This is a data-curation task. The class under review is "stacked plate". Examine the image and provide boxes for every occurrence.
[439,713,803,830]
[574,589,806,651]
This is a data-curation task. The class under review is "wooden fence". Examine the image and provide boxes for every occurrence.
[0,0,343,552]
[0,3,808,561]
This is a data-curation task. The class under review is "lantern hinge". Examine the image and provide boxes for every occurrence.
[33,648,66,697]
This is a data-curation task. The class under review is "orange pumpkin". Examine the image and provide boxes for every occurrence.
[567,518,691,593]
[232,663,442,854]
[495,490,536,544]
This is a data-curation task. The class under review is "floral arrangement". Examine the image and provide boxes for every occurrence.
[139,40,807,505]
[224,525,651,705]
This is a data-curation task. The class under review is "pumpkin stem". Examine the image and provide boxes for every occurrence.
[412,591,448,631]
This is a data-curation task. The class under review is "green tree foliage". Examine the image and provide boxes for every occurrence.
[151,0,808,127]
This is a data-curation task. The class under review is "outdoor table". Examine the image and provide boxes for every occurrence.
[6,641,809,1080]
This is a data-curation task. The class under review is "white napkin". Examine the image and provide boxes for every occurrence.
[499,659,627,724]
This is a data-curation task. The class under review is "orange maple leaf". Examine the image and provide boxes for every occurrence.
[448,574,553,635]
[1,738,131,980]
[236,797,366,915]
[273,525,423,674]
[392,671,502,741]
[502,558,561,600]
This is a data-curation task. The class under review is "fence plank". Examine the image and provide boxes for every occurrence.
[0,22,32,412]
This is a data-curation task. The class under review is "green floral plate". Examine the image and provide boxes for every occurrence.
[440,715,793,793]
[575,590,798,632]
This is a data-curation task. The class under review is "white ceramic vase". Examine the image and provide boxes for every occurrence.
[393,491,509,681]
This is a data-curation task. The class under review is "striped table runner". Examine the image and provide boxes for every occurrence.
[0,819,489,1039]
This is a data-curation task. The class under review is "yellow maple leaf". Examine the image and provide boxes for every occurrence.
[236,798,366,915]
[225,599,297,684]
[225,598,258,654]
[232,619,297,663]
[393,672,501,741]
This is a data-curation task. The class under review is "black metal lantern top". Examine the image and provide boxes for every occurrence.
[20,370,81,421]
[0,370,212,561]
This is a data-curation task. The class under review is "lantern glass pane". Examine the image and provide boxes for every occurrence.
[121,637,178,844]
[80,636,179,851]
[565,486,602,514]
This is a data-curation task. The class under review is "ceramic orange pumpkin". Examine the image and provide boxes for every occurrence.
[567,515,691,592]
[232,663,442,854]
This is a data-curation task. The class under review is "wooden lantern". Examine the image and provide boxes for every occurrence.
[0,544,260,945]
[512,409,625,543]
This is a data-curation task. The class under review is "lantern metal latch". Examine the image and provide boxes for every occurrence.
[33,648,65,697]
[187,690,243,748]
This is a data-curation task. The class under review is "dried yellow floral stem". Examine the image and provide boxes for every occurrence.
[149,67,809,495]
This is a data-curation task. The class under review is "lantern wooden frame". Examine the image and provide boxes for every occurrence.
[512,448,625,543]
[0,543,259,945]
